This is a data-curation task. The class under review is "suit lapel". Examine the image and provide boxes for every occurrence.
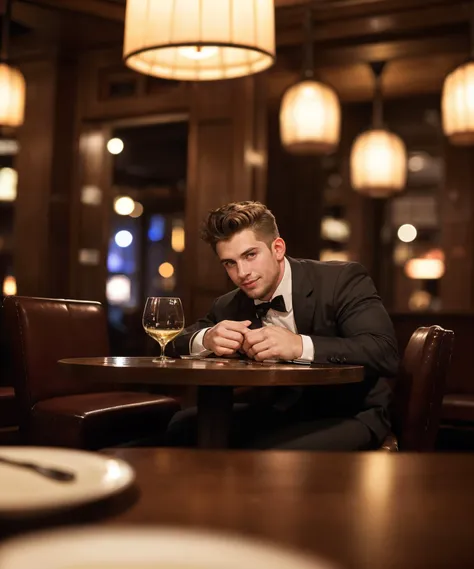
[288,257,315,335]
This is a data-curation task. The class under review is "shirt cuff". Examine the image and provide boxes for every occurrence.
[190,328,213,356]
[297,335,314,362]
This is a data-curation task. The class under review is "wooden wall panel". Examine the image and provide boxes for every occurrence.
[15,59,56,296]
[49,57,80,298]
[266,108,324,261]
[14,56,78,298]
[194,121,233,293]
[184,77,267,323]
[440,142,474,311]
[253,75,269,203]
[70,125,113,303]
[79,49,190,121]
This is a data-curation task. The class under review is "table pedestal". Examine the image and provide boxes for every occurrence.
[197,386,234,448]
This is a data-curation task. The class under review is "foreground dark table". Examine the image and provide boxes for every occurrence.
[59,357,363,448]
[92,449,474,569]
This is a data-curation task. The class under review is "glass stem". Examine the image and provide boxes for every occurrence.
[160,341,167,360]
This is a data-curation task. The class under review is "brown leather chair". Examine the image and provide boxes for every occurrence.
[391,313,474,426]
[381,325,454,452]
[2,296,180,449]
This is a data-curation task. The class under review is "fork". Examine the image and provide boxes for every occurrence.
[0,456,76,482]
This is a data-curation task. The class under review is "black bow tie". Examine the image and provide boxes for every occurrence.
[255,295,287,319]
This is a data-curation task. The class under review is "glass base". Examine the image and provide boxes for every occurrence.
[152,356,175,364]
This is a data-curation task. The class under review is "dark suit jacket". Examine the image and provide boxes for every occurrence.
[173,257,400,442]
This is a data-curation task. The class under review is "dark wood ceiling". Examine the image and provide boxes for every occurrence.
[270,0,471,101]
[5,0,471,101]
[5,1,121,59]
[11,0,470,51]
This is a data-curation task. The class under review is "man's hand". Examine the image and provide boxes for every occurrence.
[203,320,252,356]
[242,326,303,361]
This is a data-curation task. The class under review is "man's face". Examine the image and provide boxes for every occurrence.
[216,229,286,300]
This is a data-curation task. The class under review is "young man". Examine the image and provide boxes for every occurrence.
[168,201,399,450]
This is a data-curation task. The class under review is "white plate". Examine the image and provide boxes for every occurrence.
[0,527,338,569]
[0,447,134,516]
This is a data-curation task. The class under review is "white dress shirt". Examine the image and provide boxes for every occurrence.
[191,258,314,362]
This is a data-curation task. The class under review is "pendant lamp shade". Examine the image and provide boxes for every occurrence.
[280,80,341,155]
[350,129,407,198]
[123,0,276,81]
[0,63,25,127]
[442,61,474,145]
[405,258,445,280]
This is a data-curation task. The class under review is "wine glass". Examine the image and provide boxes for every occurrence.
[142,297,185,364]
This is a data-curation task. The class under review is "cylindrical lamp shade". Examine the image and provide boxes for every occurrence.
[0,64,25,127]
[350,129,407,198]
[123,0,275,81]
[280,80,341,154]
[442,61,474,145]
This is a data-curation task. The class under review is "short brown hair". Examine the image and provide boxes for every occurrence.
[201,201,280,251]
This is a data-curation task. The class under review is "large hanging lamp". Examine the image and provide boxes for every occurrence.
[279,6,340,155]
[123,0,276,81]
[441,1,474,145]
[0,0,25,127]
[350,62,407,198]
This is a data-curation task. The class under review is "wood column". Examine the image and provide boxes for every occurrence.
[342,105,376,271]
[69,124,113,303]
[184,76,267,323]
[14,56,79,298]
[440,142,474,311]
[266,107,324,260]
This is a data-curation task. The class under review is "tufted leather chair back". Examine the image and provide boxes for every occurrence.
[3,296,110,416]
[392,325,454,451]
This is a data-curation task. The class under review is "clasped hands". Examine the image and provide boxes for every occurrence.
[202,320,303,362]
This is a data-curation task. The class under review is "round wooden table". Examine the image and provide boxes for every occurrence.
[58,357,364,448]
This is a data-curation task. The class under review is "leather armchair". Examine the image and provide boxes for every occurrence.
[3,296,180,449]
[381,325,454,452]
[390,313,474,426]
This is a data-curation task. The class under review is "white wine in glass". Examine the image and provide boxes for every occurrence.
[142,297,184,364]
